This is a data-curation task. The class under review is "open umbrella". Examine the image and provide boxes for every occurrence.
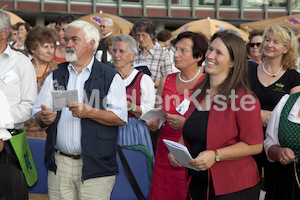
[240,14,300,36]
[172,18,249,41]
[4,10,25,26]
[79,11,133,36]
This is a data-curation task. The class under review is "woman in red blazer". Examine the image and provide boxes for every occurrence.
[169,31,264,200]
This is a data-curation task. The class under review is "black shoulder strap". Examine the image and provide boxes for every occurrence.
[117,145,146,200]
[126,71,143,89]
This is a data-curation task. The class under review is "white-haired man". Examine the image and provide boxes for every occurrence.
[33,20,127,200]
[0,9,37,198]
[96,17,113,64]
[0,7,37,166]
[0,10,37,137]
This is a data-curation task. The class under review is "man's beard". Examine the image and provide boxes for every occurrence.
[65,48,78,62]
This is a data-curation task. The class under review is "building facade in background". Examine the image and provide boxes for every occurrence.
[1,0,300,31]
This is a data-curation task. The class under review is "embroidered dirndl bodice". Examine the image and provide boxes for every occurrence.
[278,92,300,157]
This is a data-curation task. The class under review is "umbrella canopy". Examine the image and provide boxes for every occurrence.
[79,12,133,36]
[4,10,25,26]
[240,14,300,36]
[172,18,249,41]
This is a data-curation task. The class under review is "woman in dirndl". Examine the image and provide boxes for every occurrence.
[112,34,156,156]
[264,92,300,200]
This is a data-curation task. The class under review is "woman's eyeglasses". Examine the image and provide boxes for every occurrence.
[249,43,261,48]
[134,33,149,39]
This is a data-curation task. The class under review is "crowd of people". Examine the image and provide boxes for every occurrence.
[0,8,299,200]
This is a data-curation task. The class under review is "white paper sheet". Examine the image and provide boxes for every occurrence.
[51,90,78,111]
[163,139,199,171]
[140,108,166,128]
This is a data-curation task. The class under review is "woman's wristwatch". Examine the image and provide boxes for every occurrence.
[214,149,221,162]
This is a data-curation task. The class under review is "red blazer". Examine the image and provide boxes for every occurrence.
[185,89,264,195]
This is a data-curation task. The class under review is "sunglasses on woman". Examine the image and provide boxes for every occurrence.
[249,43,261,48]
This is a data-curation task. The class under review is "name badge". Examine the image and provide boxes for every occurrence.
[1,70,18,85]
[176,98,190,115]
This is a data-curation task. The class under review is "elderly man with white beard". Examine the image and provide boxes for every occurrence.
[32,20,127,200]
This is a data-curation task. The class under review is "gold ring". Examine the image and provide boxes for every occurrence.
[279,158,283,162]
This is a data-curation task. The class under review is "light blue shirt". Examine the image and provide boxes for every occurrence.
[32,57,127,154]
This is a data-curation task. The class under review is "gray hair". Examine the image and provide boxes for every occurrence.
[112,34,138,55]
[65,20,100,54]
[101,17,113,29]
[0,10,12,39]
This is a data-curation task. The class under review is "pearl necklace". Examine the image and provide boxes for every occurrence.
[262,62,283,77]
[178,69,201,83]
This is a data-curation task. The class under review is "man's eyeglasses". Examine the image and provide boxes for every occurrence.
[249,43,261,48]
[100,25,106,28]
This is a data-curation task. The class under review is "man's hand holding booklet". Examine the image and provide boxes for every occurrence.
[163,139,199,171]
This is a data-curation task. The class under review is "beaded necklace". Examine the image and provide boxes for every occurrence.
[36,63,49,80]
[262,62,283,77]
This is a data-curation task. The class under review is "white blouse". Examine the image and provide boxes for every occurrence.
[264,94,300,162]
[123,69,155,116]
[0,89,14,141]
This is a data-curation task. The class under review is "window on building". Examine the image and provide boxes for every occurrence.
[70,0,92,2]
[123,0,140,2]
[197,0,215,5]
[172,0,191,6]
[268,0,287,7]
[244,0,264,7]
[94,0,141,2]
[196,0,239,7]
[292,0,300,9]
[220,0,238,6]
[94,0,116,2]
[244,0,290,8]
[147,0,166,5]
